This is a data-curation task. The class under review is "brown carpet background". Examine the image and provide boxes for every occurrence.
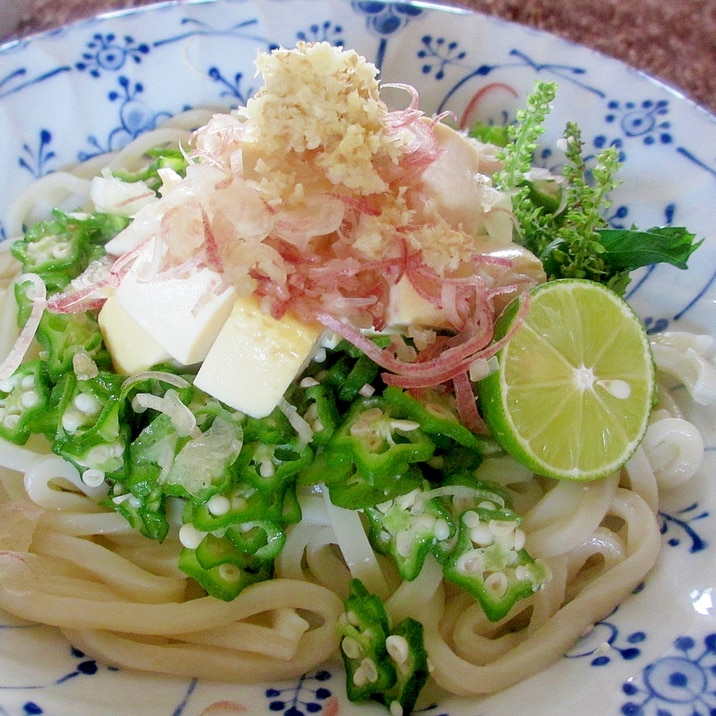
[3,0,715,115]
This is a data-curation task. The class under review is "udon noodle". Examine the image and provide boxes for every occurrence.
[0,110,712,705]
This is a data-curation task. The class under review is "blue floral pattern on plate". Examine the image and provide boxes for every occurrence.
[0,1,715,713]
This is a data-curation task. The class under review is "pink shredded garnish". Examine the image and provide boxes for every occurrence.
[109,234,155,284]
[383,83,444,174]
[46,284,108,314]
[201,206,225,273]
[452,370,489,435]
[272,195,346,250]
[316,291,530,391]
[33,63,535,441]
[44,256,116,314]
[327,192,381,217]
[0,274,47,381]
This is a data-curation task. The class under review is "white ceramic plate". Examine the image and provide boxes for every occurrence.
[1,1,715,714]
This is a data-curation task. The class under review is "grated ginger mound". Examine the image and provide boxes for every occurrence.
[242,41,407,195]
[104,42,530,331]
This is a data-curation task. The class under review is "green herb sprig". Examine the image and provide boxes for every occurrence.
[480,81,702,295]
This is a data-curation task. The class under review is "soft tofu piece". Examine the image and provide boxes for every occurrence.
[418,121,513,242]
[115,262,235,366]
[98,296,172,374]
[386,276,452,330]
[194,295,324,418]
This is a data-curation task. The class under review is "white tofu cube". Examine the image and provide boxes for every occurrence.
[115,260,235,366]
[386,276,452,329]
[98,296,171,374]
[194,296,324,418]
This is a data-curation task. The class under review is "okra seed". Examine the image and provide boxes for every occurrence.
[351,657,379,687]
[396,490,419,510]
[87,445,110,463]
[395,531,414,558]
[414,514,436,532]
[0,378,16,393]
[82,469,105,487]
[470,523,494,547]
[456,549,484,574]
[462,510,480,528]
[352,667,367,688]
[364,434,382,451]
[52,243,71,259]
[341,636,362,659]
[178,523,207,549]
[489,519,516,537]
[21,390,40,409]
[485,571,508,598]
[389,701,404,716]
[424,402,458,423]
[514,528,526,551]
[385,634,410,665]
[207,494,231,516]
[388,418,420,432]
[360,657,379,683]
[434,518,450,541]
[74,392,101,415]
[20,375,35,390]
[217,563,241,582]
[61,410,84,432]
[259,459,275,478]
[4,414,20,429]
[346,610,361,627]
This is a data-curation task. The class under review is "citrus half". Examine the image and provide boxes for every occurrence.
[478,279,655,480]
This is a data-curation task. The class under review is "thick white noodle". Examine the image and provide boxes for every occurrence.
[321,486,390,598]
[5,173,94,238]
[31,530,186,604]
[0,271,20,361]
[385,553,444,625]
[520,473,618,558]
[3,108,210,239]
[23,454,108,509]
[0,114,710,697]
[650,331,716,405]
[642,416,705,489]
[622,446,660,514]
[425,488,660,696]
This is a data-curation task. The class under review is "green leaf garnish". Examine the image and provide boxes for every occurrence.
[596,226,703,271]
[489,81,702,295]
